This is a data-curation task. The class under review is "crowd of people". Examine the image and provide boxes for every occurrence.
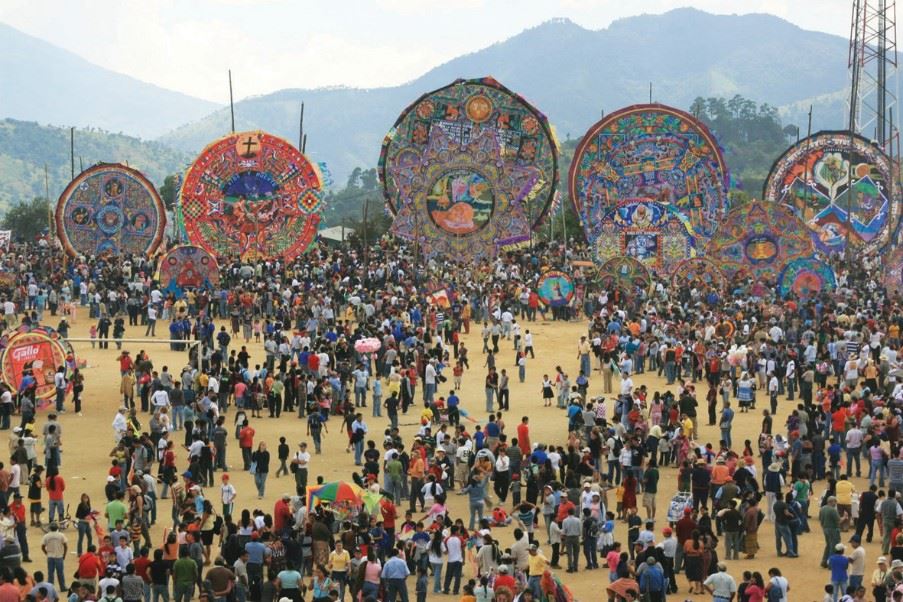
[0,234,900,602]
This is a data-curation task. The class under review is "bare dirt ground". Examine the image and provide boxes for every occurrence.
[32,310,853,601]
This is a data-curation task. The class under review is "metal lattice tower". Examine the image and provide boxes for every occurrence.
[849,0,899,150]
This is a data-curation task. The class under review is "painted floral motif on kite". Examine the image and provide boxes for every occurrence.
[596,256,652,296]
[379,77,559,258]
[155,245,221,299]
[671,256,728,291]
[883,245,903,294]
[179,131,325,262]
[569,104,730,243]
[591,199,696,276]
[55,163,166,257]
[763,131,900,254]
[777,257,837,299]
[704,201,815,281]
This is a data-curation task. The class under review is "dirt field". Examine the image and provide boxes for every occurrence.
[30,309,856,601]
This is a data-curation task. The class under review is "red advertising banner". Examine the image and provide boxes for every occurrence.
[1,331,67,400]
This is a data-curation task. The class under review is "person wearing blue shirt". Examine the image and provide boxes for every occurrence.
[828,544,850,602]
[381,548,411,602]
[446,391,459,425]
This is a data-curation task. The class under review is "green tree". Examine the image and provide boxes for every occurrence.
[359,168,378,191]
[158,174,181,209]
[2,197,51,241]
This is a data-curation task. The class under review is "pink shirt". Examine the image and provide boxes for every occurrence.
[364,560,382,584]
[606,550,620,569]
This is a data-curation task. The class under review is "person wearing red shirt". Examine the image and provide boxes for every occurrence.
[0,573,18,602]
[8,494,28,562]
[45,470,65,524]
[133,547,151,597]
[118,352,133,376]
[76,545,105,587]
[517,418,531,457]
[380,496,397,539]
[273,495,293,533]
[494,564,517,593]
[555,494,576,523]
[239,422,255,471]
[674,507,698,572]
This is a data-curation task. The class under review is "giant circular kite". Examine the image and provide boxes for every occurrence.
[763,131,900,254]
[596,256,652,297]
[593,199,696,276]
[704,201,815,281]
[179,131,325,262]
[536,270,575,307]
[671,256,727,291]
[777,257,836,299]
[55,163,166,257]
[569,103,730,245]
[155,245,221,298]
[379,77,559,259]
[0,326,70,401]
[883,245,903,294]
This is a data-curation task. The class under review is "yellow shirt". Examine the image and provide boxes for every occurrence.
[836,480,854,505]
[329,549,350,572]
[528,551,549,576]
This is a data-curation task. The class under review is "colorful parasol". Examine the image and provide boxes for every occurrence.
[306,481,363,509]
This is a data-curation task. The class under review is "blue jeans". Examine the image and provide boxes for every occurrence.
[55,388,65,412]
[430,562,443,593]
[47,557,66,589]
[529,575,542,598]
[831,581,847,602]
[720,427,731,448]
[173,406,185,430]
[151,584,170,602]
[254,472,268,497]
[484,388,494,412]
[870,459,887,486]
[77,519,93,555]
[775,523,796,556]
[385,577,409,602]
[354,440,364,465]
[48,500,65,523]
[468,501,484,530]
[846,448,861,476]
[354,387,366,407]
[372,396,382,417]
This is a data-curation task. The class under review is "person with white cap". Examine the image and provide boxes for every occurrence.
[829,543,850,602]
[872,556,889,601]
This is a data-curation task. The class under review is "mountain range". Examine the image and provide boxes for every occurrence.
[0,8,865,208]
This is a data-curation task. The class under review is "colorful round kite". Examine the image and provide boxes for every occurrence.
[592,199,696,276]
[0,326,70,401]
[596,256,653,296]
[55,163,166,257]
[671,256,727,291]
[569,103,730,244]
[155,245,221,298]
[536,270,575,307]
[704,201,815,281]
[883,245,903,294]
[379,77,559,259]
[179,131,325,262]
[777,257,836,299]
[763,131,900,254]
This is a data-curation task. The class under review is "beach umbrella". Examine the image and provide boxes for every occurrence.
[306,481,364,509]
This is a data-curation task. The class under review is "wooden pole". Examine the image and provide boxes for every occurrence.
[70,127,75,179]
[362,195,370,260]
[44,163,52,242]
[302,134,307,155]
[228,70,235,133]
[298,103,305,151]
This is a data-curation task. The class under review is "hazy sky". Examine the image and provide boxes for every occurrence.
[0,0,854,103]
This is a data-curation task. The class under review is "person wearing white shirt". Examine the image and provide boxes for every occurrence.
[620,374,634,397]
[424,362,437,404]
[151,388,170,409]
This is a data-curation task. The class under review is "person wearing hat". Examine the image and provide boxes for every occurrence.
[526,543,549,598]
[494,564,516,592]
[829,543,850,599]
[41,521,68,591]
[872,556,889,601]
[764,460,784,521]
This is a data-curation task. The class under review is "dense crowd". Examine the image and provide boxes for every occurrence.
[0,235,902,602]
